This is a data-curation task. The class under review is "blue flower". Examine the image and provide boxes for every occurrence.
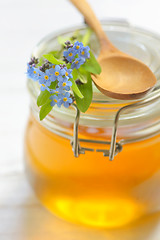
[38,69,53,85]
[50,95,62,108]
[50,65,66,81]
[64,67,73,79]
[79,46,90,59]
[49,64,56,72]
[27,64,39,81]
[73,41,84,53]
[50,87,65,95]
[59,92,73,108]
[48,63,55,68]
[63,48,76,62]
[71,57,85,69]
[40,84,50,91]
[58,77,72,91]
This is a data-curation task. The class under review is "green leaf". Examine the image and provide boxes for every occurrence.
[67,63,71,69]
[36,57,43,67]
[77,69,88,83]
[81,28,92,46]
[39,100,53,121]
[71,30,82,43]
[72,68,78,80]
[48,50,61,59]
[57,36,68,46]
[83,51,101,74]
[70,79,84,99]
[72,68,87,84]
[43,54,64,65]
[37,90,51,107]
[49,81,57,90]
[74,72,93,113]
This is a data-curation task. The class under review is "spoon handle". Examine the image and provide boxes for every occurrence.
[70,0,116,51]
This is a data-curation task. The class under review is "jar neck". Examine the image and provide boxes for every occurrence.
[29,78,160,146]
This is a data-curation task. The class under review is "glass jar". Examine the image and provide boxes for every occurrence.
[25,20,160,228]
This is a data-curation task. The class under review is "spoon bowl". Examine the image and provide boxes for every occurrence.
[92,53,156,99]
[70,0,157,100]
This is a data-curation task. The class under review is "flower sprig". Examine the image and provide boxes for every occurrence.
[26,29,101,120]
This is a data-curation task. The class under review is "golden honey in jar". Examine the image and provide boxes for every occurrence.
[25,20,160,228]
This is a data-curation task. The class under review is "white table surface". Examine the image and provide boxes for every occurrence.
[1,0,160,239]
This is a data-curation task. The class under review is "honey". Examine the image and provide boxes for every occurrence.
[25,20,160,228]
[25,114,160,228]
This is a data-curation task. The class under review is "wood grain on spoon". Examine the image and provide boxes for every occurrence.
[70,0,157,100]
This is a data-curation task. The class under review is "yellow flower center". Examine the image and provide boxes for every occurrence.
[55,71,59,76]
[62,82,66,87]
[75,61,79,64]
[76,46,80,50]
[63,97,67,102]
[54,99,58,103]
[69,53,73,57]
[65,72,68,76]
[44,75,48,80]
[33,71,36,74]
[55,91,59,93]
[52,65,55,69]
[81,51,85,55]
[42,84,45,87]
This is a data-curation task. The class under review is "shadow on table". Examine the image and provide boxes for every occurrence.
[2,173,160,239]
[19,198,160,240]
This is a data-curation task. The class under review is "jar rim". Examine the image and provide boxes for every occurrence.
[30,19,160,105]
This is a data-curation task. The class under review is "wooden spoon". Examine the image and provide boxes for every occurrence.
[70,0,157,100]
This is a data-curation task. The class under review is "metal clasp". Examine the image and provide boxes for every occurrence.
[70,103,122,160]
[70,92,160,160]
[70,104,94,157]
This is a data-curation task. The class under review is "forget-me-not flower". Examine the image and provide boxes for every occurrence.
[40,84,50,92]
[71,57,85,69]
[50,95,62,107]
[79,46,90,59]
[64,67,73,78]
[50,65,66,81]
[27,64,39,81]
[73,41,84,53]
[58,77,72,91]
[38,69,53,86]
[63,48,76,63]
[50,87,66,95]
[59,92,73,108]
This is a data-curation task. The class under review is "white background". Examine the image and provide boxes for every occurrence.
[0,0,160,239]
